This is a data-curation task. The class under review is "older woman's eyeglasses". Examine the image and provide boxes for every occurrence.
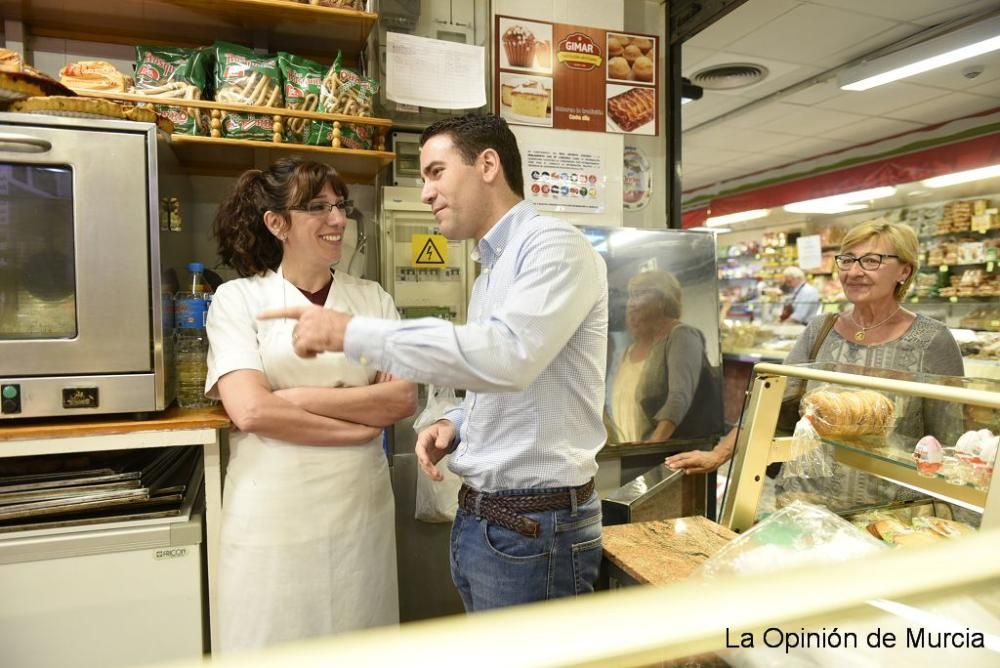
[835,253,898,271]
[288,200,354,216]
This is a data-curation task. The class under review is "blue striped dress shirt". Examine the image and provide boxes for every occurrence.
[344,200,608,491]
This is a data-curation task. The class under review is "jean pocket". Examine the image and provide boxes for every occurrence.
[571,534,603,595]
[482,515,551,561]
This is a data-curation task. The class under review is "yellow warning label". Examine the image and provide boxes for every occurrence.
[411,234,448,266]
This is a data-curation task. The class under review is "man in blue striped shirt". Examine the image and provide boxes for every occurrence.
[263,114,609,611]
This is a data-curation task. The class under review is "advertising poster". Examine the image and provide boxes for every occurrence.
[495,15,658,135]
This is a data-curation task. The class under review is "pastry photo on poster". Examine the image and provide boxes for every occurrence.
[606,84,656,135]
[606,32,655,83]
[499,72,553,127]
[498,18,553,73]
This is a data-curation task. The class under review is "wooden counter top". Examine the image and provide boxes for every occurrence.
[602,516,736,586]
[0,405,231,442]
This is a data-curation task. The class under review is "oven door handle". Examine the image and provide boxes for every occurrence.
[0,132,53,152]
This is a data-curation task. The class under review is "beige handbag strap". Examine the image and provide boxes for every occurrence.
[807,313,838,362]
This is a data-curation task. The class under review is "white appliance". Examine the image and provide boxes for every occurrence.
[0,487,205,667]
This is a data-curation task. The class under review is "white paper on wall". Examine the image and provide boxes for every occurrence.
[386,32,486,109]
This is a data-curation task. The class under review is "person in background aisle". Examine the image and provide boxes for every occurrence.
[609,269,722,443]
[667,219,962,509]
[205,158,416,651]
[261,114,609,612]
[779,266,820,325]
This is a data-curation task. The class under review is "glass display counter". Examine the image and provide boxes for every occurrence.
[721,362,1000,534]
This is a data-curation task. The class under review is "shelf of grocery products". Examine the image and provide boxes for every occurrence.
[70,87,393,180]
[0,0,376,59]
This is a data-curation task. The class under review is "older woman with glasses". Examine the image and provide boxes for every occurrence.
[667,219,963,509]
[205,158,416,651]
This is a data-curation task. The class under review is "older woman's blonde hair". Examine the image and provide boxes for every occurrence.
[840,218,919,300]
[628,269,682,319]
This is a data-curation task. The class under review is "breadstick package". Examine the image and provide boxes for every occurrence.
[305,51,379,147]
[801,388,896,438]
[133,46,210,135]
[213,41,283,141]
[277,52,324,144]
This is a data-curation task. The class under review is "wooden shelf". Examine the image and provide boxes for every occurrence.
[0,0,377,60]
[171,134,394,180]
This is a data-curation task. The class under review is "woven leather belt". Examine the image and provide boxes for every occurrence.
[457,479,595,538]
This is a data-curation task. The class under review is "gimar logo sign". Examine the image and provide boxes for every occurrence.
[557,32,602,70]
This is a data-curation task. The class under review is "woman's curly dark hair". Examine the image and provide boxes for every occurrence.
[214,158,349,277]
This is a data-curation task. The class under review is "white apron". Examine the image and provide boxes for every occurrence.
[218,270,398,652]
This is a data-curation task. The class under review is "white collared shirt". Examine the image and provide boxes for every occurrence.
[345,201,608,491]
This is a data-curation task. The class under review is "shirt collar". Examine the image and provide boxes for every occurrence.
[472,200,536,267]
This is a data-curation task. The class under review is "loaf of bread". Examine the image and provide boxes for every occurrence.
[801,389,895,438]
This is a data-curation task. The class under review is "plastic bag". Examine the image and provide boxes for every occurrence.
[781,416,833,480]
[698,501,885,578]
[414,385,463,523]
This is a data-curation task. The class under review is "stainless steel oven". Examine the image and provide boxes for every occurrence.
[0,114,178,419]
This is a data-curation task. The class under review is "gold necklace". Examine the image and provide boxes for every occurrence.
[848,306,900,341]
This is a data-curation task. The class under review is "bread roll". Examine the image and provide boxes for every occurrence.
[802,389,894,437]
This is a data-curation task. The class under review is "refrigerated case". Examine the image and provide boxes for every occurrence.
[721,362,1000,533]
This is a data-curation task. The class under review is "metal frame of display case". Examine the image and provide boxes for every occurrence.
[720,362,1000,533]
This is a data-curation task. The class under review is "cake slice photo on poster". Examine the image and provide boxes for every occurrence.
[500,72,552,127]
[498,17,553,73]
[606,84,655,135]
[606,32,656,83]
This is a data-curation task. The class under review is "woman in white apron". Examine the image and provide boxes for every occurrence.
[204,159,416,652]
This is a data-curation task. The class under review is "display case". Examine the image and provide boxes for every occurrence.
[721,362,1000,535]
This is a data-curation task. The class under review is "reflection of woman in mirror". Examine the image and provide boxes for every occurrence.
[611,270,717,443]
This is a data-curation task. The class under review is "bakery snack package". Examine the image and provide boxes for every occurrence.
[133,45,210,135]
[304,51,379,148]
[213,41,283,141]
[277,51,325,144]
[59,60,132,93]
[801,388,895,438]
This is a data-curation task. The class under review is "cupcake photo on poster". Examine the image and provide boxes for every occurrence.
[500,72,553,127]
[606,84,656,135]
[606,32,656,83]
[498,18,553,73]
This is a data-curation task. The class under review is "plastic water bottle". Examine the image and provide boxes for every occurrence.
[174,262,215,409]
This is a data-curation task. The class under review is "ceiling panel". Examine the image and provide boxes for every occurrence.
[886,91,1000,123]
[684,0,800,51]
[816,82,945,115]
[726,4,897,65]
[679,0,1000,193]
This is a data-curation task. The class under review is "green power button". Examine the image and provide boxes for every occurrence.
[2,385,17,399]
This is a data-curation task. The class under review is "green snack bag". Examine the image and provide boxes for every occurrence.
[213,41,283,141]
[305,51,380,147]
[133,45,210,135]
[277,52,325,144]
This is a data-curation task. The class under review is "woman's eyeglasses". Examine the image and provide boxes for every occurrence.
[834,253,899,271]
[288,200,354,216]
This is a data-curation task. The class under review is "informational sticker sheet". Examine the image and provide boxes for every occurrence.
[797,234,823,270]
[523,146,605,213]
[387,32,486,109]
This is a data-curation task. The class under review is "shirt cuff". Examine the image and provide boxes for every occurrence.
[441,405,465,451]
[344,315,397,368]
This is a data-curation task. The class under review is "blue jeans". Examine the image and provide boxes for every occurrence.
[449,487,603,611]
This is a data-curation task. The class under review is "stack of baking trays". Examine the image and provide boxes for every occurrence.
[0,447,201,532]
[0,447,206,667]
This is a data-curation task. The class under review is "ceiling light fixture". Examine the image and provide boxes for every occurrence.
[704,209,770,226]
[839,15,1000,91]
[689,226,732,233]
[922,163,1000,188]
[681,77,703,105]
[783,186,896,214]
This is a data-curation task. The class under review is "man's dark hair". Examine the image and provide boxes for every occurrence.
[420,114,524,198]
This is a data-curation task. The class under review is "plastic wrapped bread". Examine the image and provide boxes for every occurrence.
[801,388,895,438]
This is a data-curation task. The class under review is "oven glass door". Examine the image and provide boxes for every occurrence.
[0,121,153,377]
[0,165,77,340]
